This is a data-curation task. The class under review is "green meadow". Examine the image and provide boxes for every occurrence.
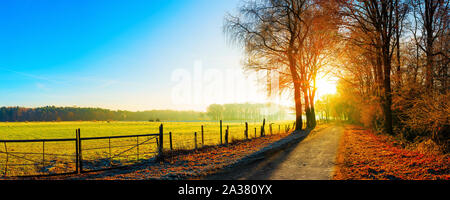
[0,120,294,176]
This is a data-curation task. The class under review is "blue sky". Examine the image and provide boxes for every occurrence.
[0,0,275,111]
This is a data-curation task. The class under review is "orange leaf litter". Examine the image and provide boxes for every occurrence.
[333,125,449,180]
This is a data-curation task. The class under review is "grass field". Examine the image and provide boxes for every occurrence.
[0,120,295,177]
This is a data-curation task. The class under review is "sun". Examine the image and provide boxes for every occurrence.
[315,73,337,101]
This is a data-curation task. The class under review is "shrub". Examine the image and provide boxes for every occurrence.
[398,91,449,152]
[360,101,383,129]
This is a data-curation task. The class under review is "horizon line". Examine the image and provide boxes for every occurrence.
[0,102,294,112]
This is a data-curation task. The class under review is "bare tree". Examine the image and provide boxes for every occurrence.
[298,0,341,128]
[340,0,400,135]
[393,0,410,89]
[411,0,449,91]
[225,0,342,130]
[224,0,311,131]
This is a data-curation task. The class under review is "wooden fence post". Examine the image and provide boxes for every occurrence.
[169,132,173,151]
[279,125,281,134]
[136,136,139,161]
[220,120,223,145]
[108,137,112,164]
[75,129,80,174]
[225,126,229,145]
[270,123,273,135]
[42,141,45,169]
[158,124,164,161]
[3,142,7,176]
[77,128,83,173]
[194,132,198,150]
[255,127,257,138]
[263,119,266,136]
[261,119,266,137]
[201,125,204,147]
[245,122,248,140]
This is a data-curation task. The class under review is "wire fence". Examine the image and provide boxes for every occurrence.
[0,120,298,177]
[0,132,161,177]
[164,120,297,151]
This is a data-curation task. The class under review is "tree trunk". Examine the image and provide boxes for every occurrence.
[424,0,435,91]
[309,85,317,128]
[395,0,402,89]
[375,49,384,97]
[310,106,316,128]
[303,88,312,128]
[294,85,303,131]
[382,46,394,135]
[288,53,303,131]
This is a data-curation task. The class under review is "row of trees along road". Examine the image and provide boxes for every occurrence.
[225,0,341,131]
[334,0,448,150]
[225,0,448,151]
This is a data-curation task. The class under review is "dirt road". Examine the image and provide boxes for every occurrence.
[204,125,344,180]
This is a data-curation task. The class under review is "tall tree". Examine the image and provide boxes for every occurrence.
[224,0,311,131]
[411,0,449,91]
[298,0,341,128]
[393,0,409,89]
[341,0,400,134]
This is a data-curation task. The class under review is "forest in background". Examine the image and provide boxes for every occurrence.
[0,103,291,122]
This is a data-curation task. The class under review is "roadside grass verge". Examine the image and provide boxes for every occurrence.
[0,121,294,177]
[34,131,296,180]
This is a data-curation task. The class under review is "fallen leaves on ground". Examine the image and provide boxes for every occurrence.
[333,125,449,180]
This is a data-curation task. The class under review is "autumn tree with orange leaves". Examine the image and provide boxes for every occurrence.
[335,0,448,151]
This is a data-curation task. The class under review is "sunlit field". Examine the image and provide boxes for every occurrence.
[2,0,446,183]
[0,120,295,176]
[0,120,295,145]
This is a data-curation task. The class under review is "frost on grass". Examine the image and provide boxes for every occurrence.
[69,132,291,180]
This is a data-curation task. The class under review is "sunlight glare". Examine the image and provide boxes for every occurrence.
[315,73,337,101]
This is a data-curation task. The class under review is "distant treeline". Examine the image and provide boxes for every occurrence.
[0,106,206,122]
[206,103,290,121]
[0,103,291,122]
